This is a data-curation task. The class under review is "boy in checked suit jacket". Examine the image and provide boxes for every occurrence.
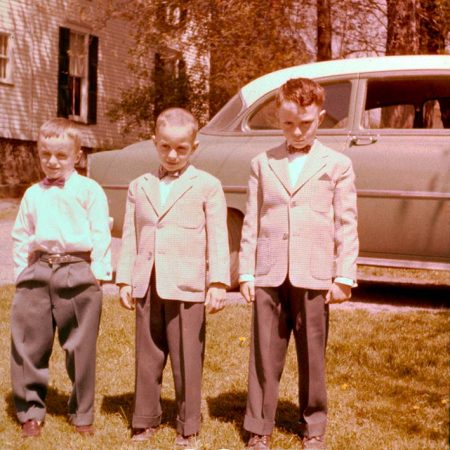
[239,78,359,450]
[11,118,112,438]
[116,108,230,448]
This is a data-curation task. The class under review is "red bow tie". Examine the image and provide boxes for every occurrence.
[287,144,311,154]
[158,164,190,180]
[42,177,65,188]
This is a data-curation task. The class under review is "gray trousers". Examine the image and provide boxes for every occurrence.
[244,279,329,438]
[132,277,205,436]
[10,258,102,426]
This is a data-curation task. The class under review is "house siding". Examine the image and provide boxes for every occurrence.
[0,0,141,149]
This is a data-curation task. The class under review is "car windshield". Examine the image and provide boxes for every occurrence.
[202,93,245,132]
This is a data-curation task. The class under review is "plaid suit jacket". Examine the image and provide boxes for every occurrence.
[116,165,230,301]
[239,140,359,290]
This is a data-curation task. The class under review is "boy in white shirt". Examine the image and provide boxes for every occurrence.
[11,118,112,438]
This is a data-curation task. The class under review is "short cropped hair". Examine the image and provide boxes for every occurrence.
[38,118,82,152]
[275,78,325,109]
[155,108,199,138]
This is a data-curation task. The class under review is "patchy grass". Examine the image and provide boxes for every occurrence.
[0,199,19,221]
[0,285,448,449]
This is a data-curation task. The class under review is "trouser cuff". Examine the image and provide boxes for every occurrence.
[176,417,201,436]
[132,413,162,429]
[243,415,274,436]
[69,412,94,426]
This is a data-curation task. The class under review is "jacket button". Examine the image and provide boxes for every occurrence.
[283,233,288,240]
[290,200,296,207]
[147,252,152,260]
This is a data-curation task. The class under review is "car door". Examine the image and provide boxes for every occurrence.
[346,73,450,268]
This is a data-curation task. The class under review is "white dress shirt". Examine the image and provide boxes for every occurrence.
[11,171,112,281]
[159,174,177,206]
[240,147,355,287]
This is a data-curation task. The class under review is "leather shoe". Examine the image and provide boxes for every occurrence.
[175,433,200,448]
[22,419,41,438]
[302,435,326,449]
[247,433,271,450]
[131,427,158,442]
[75,424,95,436]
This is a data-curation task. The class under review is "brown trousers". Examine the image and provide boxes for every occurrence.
[244,279,329,438]
[10,258,102,426]
[132,276,205,436]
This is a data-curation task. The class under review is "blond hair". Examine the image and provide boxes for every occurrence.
[155,108,199,138]
[38,118,82,152]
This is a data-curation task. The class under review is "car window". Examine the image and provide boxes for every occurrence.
[202,93,244,132]
[247,81,352,130]
[362,76,450,129]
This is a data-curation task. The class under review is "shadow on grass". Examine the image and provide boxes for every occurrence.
[207,390,300,442]
[101,393,177,429]
[5,387,70,420]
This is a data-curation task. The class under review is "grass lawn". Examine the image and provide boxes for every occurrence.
[0,285,448,449]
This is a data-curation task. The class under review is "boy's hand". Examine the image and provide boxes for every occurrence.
[119,285,135,310]
[240,281,255,303]
[325,282,352,304]
[205,283,227,314]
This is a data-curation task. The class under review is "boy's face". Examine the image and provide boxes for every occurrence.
[153,124,198,173]
[38,135,81,180]
[278,100,326,149]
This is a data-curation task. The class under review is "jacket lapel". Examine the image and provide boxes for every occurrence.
[140,172,161,216]
[267,143,292,194]
[291,141,328,194]
[160,165,197,218]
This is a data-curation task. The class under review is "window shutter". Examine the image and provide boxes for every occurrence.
[87,35,98,124]
[57,27,70,117]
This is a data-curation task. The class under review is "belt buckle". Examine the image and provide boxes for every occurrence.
[48,253,62,266]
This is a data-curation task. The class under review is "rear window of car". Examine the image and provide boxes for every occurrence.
[246,81,352,130]
[362,76,450,129]
[202,93,245,132]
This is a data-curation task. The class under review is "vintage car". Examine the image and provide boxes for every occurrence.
[88,55,450,287]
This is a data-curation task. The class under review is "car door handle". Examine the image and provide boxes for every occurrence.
[350,135,378,146]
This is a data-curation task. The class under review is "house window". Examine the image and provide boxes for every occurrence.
[58,27,98,124]
[0,32,13,83]
[154,52,189,120]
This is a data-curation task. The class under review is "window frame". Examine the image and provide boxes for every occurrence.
[0,31,13,84]
[57,26,98,125]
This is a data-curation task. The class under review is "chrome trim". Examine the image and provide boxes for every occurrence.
[357,190,450,200]
[357,256,450,271]
[101,184,450,201]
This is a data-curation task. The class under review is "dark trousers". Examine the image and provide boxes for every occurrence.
[132,277,205,436]
[10,259,102,426]
[244,279,329,438]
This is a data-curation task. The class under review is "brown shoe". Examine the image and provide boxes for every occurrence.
[75,424,95,436]
[131,427,158,442]
[22,419,41,438]
[247,433,271,450]
[302,435,326,449]
[175,433,200,448]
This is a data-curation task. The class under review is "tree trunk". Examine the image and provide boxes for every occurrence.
[386,0,419,54]
[418,0,447,53]
[317,0,332,61]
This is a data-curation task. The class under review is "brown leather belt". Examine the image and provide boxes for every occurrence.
[37,252,91,266]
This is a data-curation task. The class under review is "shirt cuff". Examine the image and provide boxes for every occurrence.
[239,274,255,283]
[91,262,113,281]
[334,277,357,288]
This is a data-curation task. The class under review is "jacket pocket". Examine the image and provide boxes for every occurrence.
[255,238,271,275]
[310,179,333,212]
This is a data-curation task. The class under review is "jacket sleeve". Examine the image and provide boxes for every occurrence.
[115,181,138,286]
[205,179,230,287]
[239,157,261,277]
[333,159,359,281]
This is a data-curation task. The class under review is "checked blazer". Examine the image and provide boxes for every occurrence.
[239,140,359,290]
[116,165,230,301]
